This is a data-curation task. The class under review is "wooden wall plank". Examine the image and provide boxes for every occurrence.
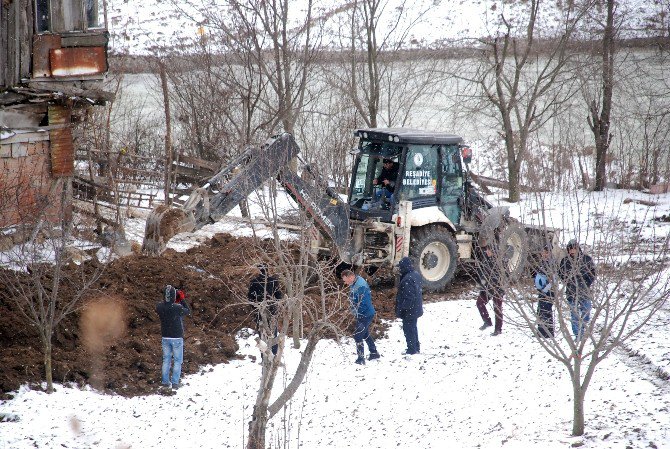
[0,0,7,87]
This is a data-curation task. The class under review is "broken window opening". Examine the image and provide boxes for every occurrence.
[34,0,105,33]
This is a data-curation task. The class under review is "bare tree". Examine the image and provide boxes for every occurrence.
[241,187,348,449]
[326,0,440,128]
[0,174,106,393]
[468,0,590,202]
[293,84,359,192]
[588,0,616,191]
[173,0,320,138]
[493,189,670,436]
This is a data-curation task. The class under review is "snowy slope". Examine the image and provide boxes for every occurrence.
[107,0,664,55]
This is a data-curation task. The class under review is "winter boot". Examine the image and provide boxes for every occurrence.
[479,321,493,330]
[355,342,365,365]
[491,329,502,336]
[368,352,381,361]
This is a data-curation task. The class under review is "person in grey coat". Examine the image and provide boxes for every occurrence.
[395,257,423,355]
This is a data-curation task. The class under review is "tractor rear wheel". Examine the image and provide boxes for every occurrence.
[409,226,459,292]
[500,219,528,281]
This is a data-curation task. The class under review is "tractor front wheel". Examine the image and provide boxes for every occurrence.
[409,226,459,292]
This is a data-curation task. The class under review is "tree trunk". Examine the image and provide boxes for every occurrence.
[247,333,282,449]
[247,403,269,449]
[239,199,250,218]
[507,162,521,202]
[591,0,615,191]
[292,301,301,349]
[593,133,608,191]
[267,332,320,418]
[572,381,585,436]
[44,340,53,393]
[505,133,521,202]
[159,60,173,206]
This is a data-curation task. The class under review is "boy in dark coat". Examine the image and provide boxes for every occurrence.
[342,269,380,365]
[396,257,423,355]
[156,284,191,389]
[247,264,283,356]
[475,237,505,336]
[558,240,596,341]
[533,246,555,338]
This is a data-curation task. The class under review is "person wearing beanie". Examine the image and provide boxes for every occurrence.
[341,269,380,365]
[558,239,596,341]
[395,257,423,354]
[156,284,191,390]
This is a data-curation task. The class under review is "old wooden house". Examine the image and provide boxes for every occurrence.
[0,0,111,230]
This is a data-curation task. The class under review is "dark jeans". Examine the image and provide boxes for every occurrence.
[402,316,420,354]
[537,298,554,337]
[476,290,503,332]
[354,314,377,356]
[567,295,592,341]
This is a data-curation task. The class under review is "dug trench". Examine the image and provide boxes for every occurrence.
[0,233,473,399]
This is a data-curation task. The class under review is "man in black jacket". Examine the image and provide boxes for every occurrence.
[373,158,399,200]
[475,237,505,336]
[559,240,596,341]
[156,284,190,389]
[248,264,283,356]
[396,257,423,355]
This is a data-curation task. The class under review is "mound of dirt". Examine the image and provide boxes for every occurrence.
[0,232,474,398]
[0,234,265,398]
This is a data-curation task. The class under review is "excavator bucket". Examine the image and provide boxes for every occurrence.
[141,205,196,255]
[141,133,301,255]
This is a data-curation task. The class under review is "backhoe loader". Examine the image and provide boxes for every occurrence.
[142,129,557,291]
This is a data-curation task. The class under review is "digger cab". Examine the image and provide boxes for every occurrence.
[349,128,467,227]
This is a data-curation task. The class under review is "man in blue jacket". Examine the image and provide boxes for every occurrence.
[342,269,380,365]
[156,284,191,389]
[396,257,423,355]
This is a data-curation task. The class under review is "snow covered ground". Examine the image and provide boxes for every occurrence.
[1,293,669,449]
[2,185,669,448]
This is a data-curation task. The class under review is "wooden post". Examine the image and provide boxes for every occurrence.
[159,59,173,206]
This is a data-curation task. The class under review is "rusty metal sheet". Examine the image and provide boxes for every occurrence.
[49,127,74,177]
[49,47,107,77]
[32,34,62,78]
